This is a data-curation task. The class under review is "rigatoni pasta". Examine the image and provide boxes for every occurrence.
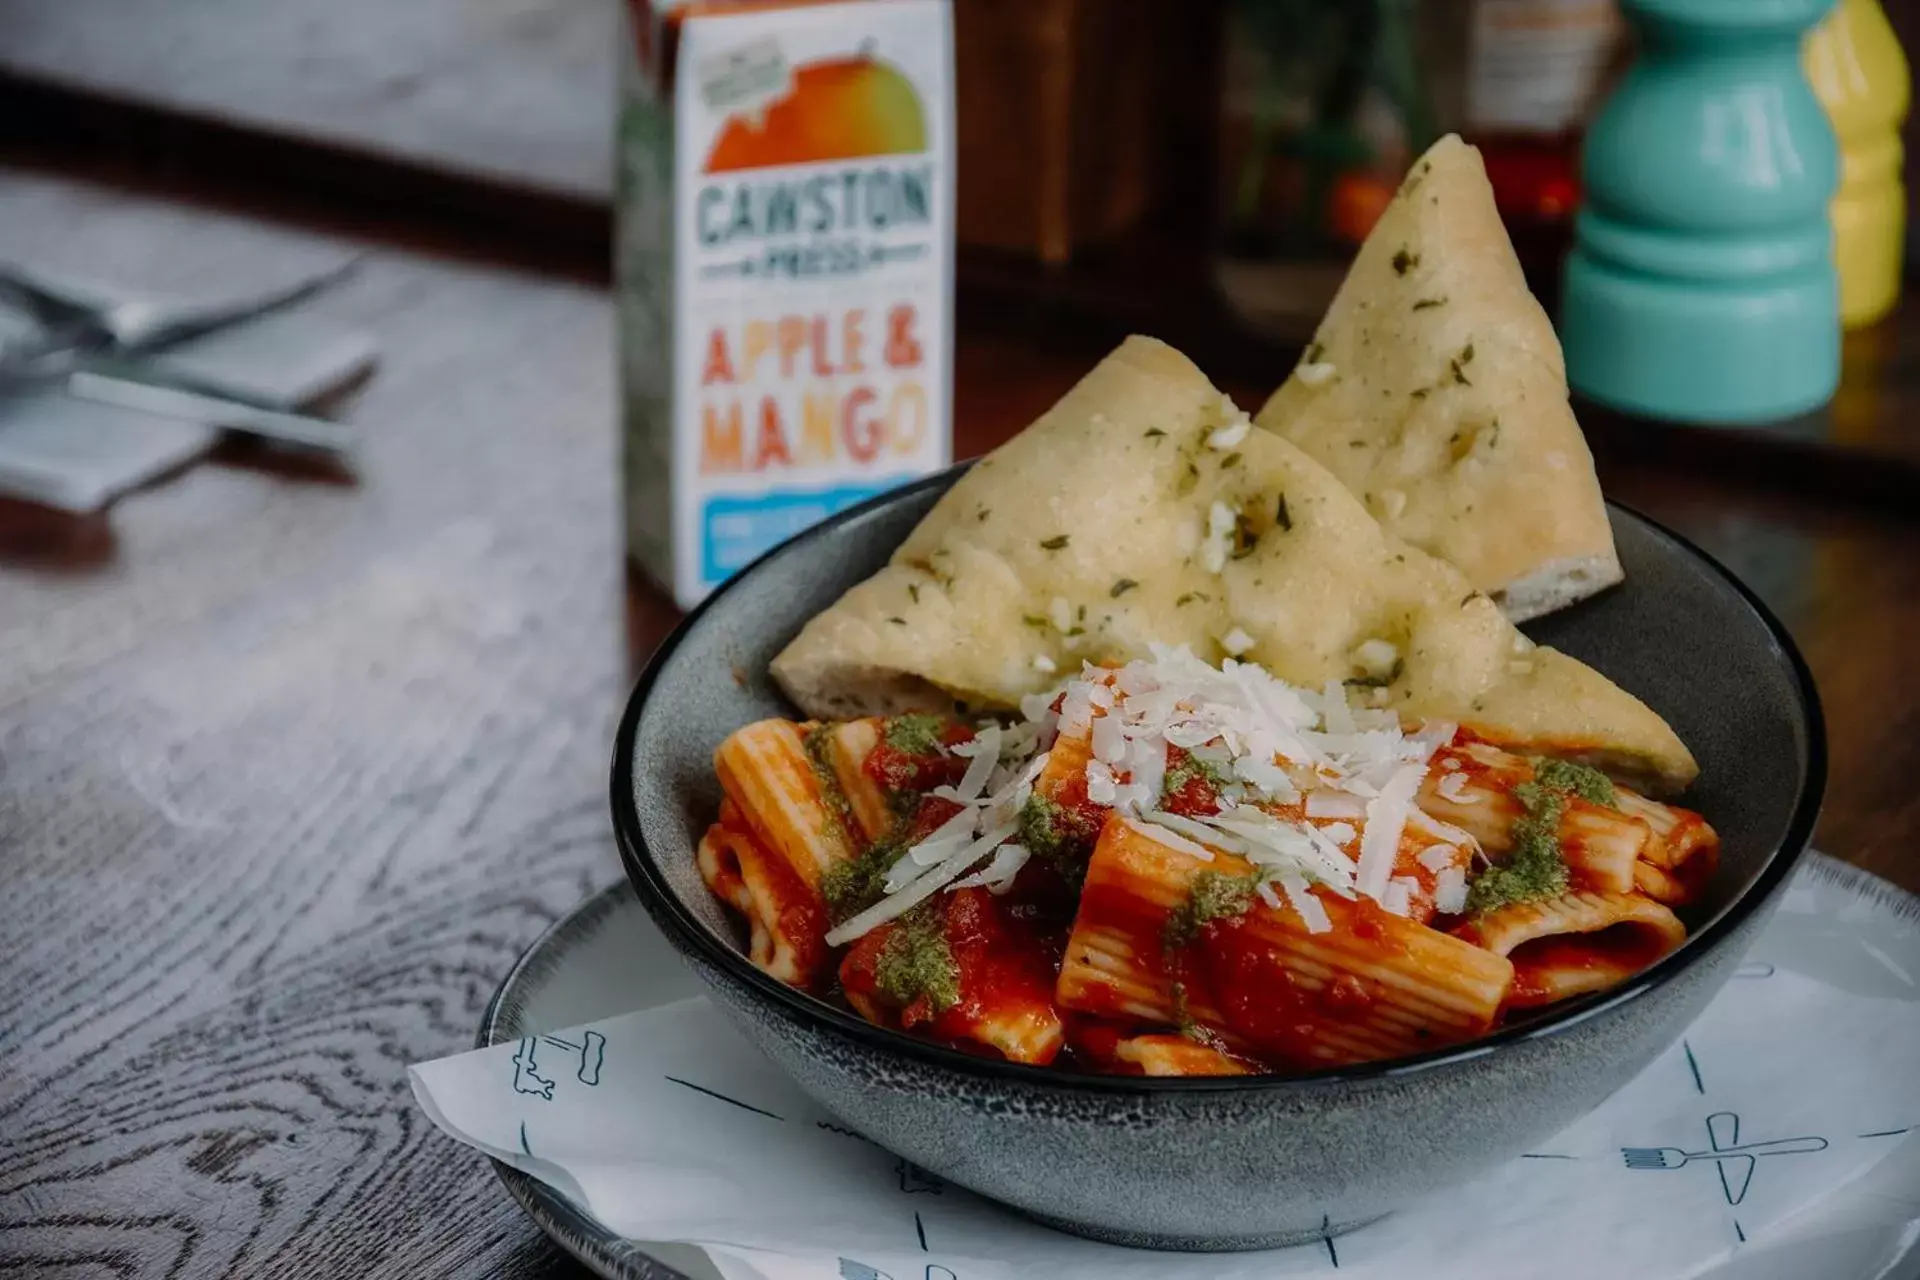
[696,815,831,988]
[1455,890,1688,1007]
[1058,815,1514,1068]
[713,719,859,889]
[698,646,1717,1075]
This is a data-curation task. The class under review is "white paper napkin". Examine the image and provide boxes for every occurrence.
[0,385,216,512]
[411,859,1920,1280]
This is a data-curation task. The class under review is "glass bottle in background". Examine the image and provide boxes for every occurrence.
[1460,0,1624,305]
[1214,0,1618,340]
[1214,0,1454,337]
[1804,0,1909,329]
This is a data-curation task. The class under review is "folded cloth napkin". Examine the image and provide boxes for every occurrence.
[0,267,375,509]
[410,856,1920,1280]
[0,385,216,512]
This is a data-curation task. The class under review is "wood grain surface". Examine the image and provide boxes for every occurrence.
[0,0,616,200]
[0,162,1916,1279]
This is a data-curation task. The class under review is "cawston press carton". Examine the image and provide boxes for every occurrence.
[618,0,954,607]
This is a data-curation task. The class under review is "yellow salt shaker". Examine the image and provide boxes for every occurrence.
[1805,0,1910,328]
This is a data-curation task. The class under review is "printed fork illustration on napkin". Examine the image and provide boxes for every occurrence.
[1622,1112,1830,1205]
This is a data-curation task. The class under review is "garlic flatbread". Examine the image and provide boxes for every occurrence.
[1255,135,1620,623]
[773,336,1695,793]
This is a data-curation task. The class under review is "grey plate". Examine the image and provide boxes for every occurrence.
[476,862,1920,1279]
[478,881,704,1280]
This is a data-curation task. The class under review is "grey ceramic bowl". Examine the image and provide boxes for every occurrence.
[611,466,1824,1251]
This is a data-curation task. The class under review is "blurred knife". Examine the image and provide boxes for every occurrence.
[66,371,359,454]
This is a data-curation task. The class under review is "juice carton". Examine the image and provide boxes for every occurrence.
[618,0,955,608]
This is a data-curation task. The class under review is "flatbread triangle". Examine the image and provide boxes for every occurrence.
[773,335,1697,793]
[1255,134,1622,623]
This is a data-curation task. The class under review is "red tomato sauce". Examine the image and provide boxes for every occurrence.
[1165,912,1400,1071]
[743,832,833,987]
[1034,767,1107,865]
[839,888,1065,1061]
[1159,745,1224,818]
[902,794,964,840]
[1507,927,1665,1005]
[862,718,973,794]
[922,887,1060,1039]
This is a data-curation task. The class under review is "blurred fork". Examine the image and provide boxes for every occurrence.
[0,256,360,373]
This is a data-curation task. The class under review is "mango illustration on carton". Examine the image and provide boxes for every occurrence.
[707,50,928,172]
[619,0,954,607]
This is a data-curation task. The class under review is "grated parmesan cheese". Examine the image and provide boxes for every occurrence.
[1306,791,1367,820]
[1278,872,1333,933]
[1202,501,1236,574]
[1084,758,1118,806]
[950,843,1031,894]
[1318,821,1358,848]
[949,723,1000,801]
[823,642,1464,944]
[1125,815,1215,862]
[830,818,1019,946]
[1295,361,1336,387]
[1221,627,1255,657]
[1357,764,1426,902]
[1207,417,1252,450]
[1351,638,1400,679]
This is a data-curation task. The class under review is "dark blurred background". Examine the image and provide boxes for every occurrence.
[15,0,1911,384]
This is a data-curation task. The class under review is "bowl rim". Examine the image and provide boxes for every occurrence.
[610,465,1827,1095]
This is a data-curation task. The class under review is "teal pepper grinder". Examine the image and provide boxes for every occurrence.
[1562,0,1841,425]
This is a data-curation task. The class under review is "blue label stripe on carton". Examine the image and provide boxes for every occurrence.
[701,478,915,584]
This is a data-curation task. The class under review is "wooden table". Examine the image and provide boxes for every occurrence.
[1,154,1916,1280]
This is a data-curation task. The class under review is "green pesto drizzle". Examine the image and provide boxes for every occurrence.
[1464,754,1625,915]
[1161,751,1231,800]
[821,831,905,923]
[1163,870,1260,951]
[881,713,948,757]
[1465,781,1569,914]
[1017,792,1101,883]
[873,904,960,1012]
[801,723,857,850]
[1531,757,1617,808]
